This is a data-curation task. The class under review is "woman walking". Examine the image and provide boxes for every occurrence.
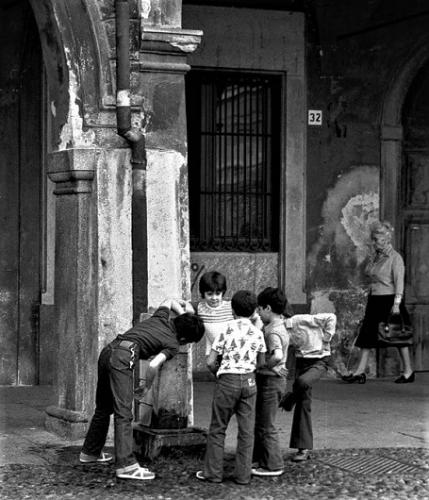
[343,220,414,384]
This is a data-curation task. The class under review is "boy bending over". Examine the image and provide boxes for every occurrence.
[80,299,205,480]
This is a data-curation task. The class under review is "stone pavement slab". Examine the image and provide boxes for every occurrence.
[193,373,429,452]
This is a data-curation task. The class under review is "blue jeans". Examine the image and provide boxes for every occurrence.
[204,373,257,484]
[82,339,138,469]
[289,357,330,450]
[253,374,287,470]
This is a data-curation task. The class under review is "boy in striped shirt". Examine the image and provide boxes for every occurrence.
[189,271,234,356]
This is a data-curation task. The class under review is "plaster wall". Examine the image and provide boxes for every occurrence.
[146,149,191,308]
[97,150,133,343]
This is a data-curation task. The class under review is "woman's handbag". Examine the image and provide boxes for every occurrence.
[378,315,413,346]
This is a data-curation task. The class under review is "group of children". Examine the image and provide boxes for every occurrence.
[80,270,336,484]
[193,271,336,484]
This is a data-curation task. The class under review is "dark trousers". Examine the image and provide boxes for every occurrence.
[82,339,138,469]
[253,374,286,471]
[204,373,257,484]
[289,357,330,450]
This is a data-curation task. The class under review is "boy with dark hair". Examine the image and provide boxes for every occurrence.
[80,299,205,480]
[199,270,227,296]
[188,271,234,356]
[196,290,266,485]
[252,287,290,477]
[279,311,336,462]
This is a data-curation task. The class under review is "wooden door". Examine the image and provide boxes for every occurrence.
[401,64,429,372]
[0,2,42,385]
[401,151,429,371]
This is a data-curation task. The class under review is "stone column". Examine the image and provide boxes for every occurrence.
[44,149,99,439]
[132,1,205,458]
[45,147,133,439]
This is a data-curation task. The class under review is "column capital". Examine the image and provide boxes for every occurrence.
[48,148,100,194]
[140,26,203,74]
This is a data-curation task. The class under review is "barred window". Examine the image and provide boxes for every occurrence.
[186,71,281,252]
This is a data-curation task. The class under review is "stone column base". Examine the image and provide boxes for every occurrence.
[45,405,89,441]
[133,424,207,461]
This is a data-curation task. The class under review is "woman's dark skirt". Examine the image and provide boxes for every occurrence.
[355,294,412,348]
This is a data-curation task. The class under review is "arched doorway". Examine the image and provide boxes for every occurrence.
[380,44,429,372]
[401,63,429,371]
[0,0,44,385]
[0,0,45,385]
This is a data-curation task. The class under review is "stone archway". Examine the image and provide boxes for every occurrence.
[380,39,429,227]
[380,38,429,373]
[15,1,134,437]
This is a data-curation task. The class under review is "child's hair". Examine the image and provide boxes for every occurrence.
[257,287,287,315]
[174,313,205,343]
[231,290,258,318]
[199,271,227,296]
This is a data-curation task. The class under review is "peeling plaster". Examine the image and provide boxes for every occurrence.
[341,191,379,262]
[307,166,381,376]
[310,290,336,314]
[146,149,189,308]
[139,0,151,19]
[308,165,380,283]
[58,48,96,150]
[170,42,200,53]
[0,290,12,304]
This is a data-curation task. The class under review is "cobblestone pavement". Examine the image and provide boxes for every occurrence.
[1,447,428,499]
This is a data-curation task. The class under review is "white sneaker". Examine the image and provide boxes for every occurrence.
[79,451,113,464]
[251,467,284,477]
[116,464,155,480]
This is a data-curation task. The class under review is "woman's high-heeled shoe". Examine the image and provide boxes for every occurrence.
[342,373,366,384]
[394,372,415,384]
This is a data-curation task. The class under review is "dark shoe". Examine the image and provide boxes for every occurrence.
[196,471,222,483]
[395,372,415,384]
[342,373,366,384]
[291,449,310,462]
[279,391,297,411]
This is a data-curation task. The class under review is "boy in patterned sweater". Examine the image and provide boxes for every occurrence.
[196,290,266,484]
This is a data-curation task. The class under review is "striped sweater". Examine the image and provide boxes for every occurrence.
[195,300,234,355]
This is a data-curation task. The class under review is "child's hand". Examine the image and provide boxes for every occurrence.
[161,298,186,316]
[184,301,196,314]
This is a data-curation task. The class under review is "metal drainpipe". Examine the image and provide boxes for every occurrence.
[115,0,146,168]
[115,0,148,319]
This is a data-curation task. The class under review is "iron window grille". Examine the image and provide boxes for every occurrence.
[186,70,281,252]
